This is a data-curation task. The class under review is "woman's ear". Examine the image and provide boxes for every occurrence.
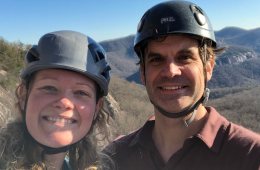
[19,98,26,112]
[18,85,28,113]
[94,97,103,120]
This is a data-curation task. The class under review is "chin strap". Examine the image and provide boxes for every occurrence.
[183,88,210,127]
[23,124,71,155]
[152,88,210,126]
[40,144,71,155]
[183,109,197,127]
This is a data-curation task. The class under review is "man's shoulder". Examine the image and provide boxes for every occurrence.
[208,107,260,146]
[226,122,260,155]
[228,123,260,143]
[103,128,141,157]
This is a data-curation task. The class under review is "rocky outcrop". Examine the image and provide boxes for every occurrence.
[217,50,258,65]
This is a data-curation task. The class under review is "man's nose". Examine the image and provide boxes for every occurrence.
[161,61,181,77]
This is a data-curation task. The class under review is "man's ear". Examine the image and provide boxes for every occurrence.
[140,67,145,85]
[206,57,215,81]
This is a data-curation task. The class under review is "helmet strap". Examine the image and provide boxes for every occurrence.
[183,109,197,127]
[40,143,71,155]
[183,88,210,127]
[151,88,210,125]
[144,38,211,125]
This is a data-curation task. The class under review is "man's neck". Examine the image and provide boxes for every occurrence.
[152,105,208,163]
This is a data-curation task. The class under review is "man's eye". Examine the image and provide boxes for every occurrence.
[148,56,163,64]
[178,55,193,62]
[181,55,190,59]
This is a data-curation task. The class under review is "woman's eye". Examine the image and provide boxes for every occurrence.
[40,86,57,93]
[74,90,90,97]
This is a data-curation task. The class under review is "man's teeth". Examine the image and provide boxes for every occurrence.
[46,117,73,124]
[162,86,183,90]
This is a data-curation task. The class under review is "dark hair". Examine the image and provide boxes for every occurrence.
[137,35,225,67]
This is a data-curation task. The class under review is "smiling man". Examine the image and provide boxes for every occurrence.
[104,1,260,170]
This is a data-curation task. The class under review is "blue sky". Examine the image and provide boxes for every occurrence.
[1,0,260,44]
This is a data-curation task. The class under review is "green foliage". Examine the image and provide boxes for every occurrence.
[109,76,153,135]
[0,38,29,91]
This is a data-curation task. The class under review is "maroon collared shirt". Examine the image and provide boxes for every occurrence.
[104,107,260,170]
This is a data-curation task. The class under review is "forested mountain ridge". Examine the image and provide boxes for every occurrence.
[0,27,260,135]
[100,27,260,88]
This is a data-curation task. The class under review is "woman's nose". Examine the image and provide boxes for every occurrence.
[53,97,74,110]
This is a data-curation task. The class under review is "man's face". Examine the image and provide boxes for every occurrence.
[141,35,214,115]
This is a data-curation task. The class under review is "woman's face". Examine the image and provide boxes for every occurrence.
[25,69,101,148]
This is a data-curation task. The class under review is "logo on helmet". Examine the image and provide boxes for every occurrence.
[160,17,175,24]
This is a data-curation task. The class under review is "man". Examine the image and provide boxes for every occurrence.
[104,1,260,170]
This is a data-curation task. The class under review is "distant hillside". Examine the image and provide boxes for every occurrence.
[209,57,260,88]
[0,29,260,136]
[100,27,260,88]
[110,77,260,133]
[216,27,260,53]
[100,35,139,78]
[209,85,260,132]
[215,27,247,39]
[107,76,260,134]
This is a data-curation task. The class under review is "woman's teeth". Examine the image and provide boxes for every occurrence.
[44,116,74,124]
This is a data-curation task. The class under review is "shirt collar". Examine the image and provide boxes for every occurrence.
[196,107,230,152]
[129,107,230,153]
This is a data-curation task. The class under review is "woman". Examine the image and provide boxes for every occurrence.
[0,30,113,169]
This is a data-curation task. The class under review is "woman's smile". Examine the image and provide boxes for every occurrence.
[42,115,77,125]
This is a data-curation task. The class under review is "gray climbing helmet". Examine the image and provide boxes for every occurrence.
[134,0,216,57]
[21,30,111,96]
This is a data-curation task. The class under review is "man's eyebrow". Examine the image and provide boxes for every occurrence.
[147,49,194,58]
[146,52,163,59]
[177,49,194,55]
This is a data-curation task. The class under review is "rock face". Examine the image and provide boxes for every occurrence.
[0,87,15,126]
[216,47,258,65]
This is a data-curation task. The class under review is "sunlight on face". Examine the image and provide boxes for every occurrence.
[26,69,100,148]
[142,35,213,114]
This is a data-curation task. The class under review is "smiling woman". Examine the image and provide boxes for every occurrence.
[0,30,114,169]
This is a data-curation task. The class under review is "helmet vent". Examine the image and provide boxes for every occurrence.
[96,50,105,61]
[101,65,111,79]
[26,45,40,63]
[89,44,105,63]
[190,5,206,26]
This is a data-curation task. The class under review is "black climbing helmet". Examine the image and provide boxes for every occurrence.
[134,0,216,57]
[21,30,111,96]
